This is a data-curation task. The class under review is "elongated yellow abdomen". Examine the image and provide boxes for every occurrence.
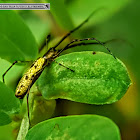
[15,57,46,99]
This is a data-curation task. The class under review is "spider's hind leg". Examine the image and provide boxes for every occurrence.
[2,60,31,83]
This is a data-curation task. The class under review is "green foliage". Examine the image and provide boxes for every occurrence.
[0,11,38,62]
[47,0,74,30]
[26,115,121,140]
[0,82,20,114]
[17,113,29,140]
[37,51,131,104]
[0,82,20,125]
[47,0,130,31]
[19,11,50,46]
[0,0,133,139]
[31,97,56,126]
[0,111,11,126]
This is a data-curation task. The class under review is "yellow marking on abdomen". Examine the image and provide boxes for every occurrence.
[15,57,46,99]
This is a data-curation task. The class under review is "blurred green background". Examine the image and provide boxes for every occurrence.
[0,0,139,139]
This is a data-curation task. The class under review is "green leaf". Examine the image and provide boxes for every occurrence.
[0,82,20,125]
[19,11,50,46]
[37,51,131,104]
[0,123,14,140]
[17,113,29,140]
[46,0,74,30]
[26,115,121,140]
[31,97,56,127]
[0,82,20,114]
[0,11,38,62]
[0,111,11,126]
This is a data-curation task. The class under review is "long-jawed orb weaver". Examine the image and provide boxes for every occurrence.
[2,10,115,125]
